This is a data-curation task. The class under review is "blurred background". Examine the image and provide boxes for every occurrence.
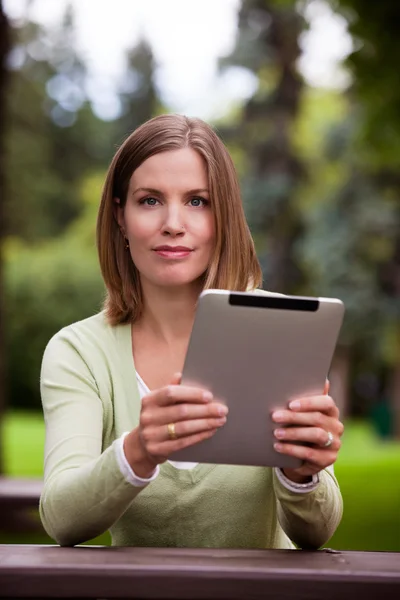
[0,0,399,550]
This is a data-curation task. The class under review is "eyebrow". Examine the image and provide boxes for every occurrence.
[131,187,210,196]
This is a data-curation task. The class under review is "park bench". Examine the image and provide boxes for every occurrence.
[0,477,42,533]
[0,545,399,599]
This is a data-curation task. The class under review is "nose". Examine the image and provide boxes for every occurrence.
[161,203,185,236]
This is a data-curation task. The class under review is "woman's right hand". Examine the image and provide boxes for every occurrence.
[123,373,228,478]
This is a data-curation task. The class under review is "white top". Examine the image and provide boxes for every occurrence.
[114,373,320,492]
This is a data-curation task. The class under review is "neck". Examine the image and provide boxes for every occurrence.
[135,280,202,344]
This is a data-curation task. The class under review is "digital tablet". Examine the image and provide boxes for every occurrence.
[172,289,345,469]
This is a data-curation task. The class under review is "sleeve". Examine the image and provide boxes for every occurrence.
[273,464,343,549]
[274,467,319,492]
[39,330,148,547]
[115,433,160,486]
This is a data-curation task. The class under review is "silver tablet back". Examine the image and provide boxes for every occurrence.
[172,290,345,468]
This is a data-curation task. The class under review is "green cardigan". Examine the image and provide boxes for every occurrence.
[39,311,343,548]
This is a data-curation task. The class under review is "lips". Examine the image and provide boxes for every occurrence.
[153,246,193,252]
[153,245,193,259]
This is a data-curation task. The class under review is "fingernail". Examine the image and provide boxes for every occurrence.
[203,391,213,401]
[217,417,227,425]
[218,404,228,416]
[274,443,283,452]
[272,411,285,421]
[274,429,285,439]
[289,400,301,410]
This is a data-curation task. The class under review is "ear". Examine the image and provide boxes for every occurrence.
[113,197,125,231]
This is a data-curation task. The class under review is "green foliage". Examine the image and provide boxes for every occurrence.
[5,13,89,239]
[297,173,397,346]
[3,172,105,409]
[4,8,160,242]
[292,87,400,361]
[4,237,104,409]
[221,2,400,419]
[331,0,400,168]
[2,3,162,410]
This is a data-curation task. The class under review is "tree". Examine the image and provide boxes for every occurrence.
[221,0,400,423]
[0,0,11,473]
[4,4,114,241]
[220,0,307,293]
[296,107,397,418]
[331,0,400,169]
[112,39,160,143]
[322,0,400,434]
[2,20,163,410]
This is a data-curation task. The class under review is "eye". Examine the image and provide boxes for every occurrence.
[139,197,159,206]
[189,196,208,207]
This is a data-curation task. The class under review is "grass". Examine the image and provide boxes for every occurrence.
[2,411,45,477]
[1,412,400,550]
[328,421,400,551]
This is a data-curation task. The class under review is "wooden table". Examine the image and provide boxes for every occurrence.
[0,545,399,599]
[0,478,42,509]
[0,478,43,534]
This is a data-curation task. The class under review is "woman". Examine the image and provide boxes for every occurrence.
[39,114,344,549]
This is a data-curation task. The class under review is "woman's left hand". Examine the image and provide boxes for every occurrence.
[271,381,344,483]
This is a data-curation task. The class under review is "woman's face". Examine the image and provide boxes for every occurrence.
[116,147,215,291]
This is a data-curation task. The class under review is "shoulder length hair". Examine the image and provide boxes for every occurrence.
[97,114,262,325]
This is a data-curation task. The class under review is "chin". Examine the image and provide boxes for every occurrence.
[156,276,199,288]
[151,268,206,289]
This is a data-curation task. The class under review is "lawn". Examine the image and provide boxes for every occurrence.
[328,422,400,551]
[1,412,400,550]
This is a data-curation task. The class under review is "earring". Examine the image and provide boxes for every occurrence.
[124,238,129,250]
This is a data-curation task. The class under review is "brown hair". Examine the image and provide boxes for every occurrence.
[97,114,262,325]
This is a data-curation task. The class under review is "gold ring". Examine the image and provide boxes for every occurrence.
[167,423,177,440]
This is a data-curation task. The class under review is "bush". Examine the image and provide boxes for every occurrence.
[4,172,106,410]
[4,237,104,409]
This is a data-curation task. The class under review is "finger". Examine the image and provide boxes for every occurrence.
[272,409,330,428]
[148,428,219,457]
[162,416,227,441]
[169,372,182,386]
[324,379,330,395]
[274,426,340,450]
[151,401,228,425]
[145,384,213,407]
[287,395,338,417]
[274,441,337,468]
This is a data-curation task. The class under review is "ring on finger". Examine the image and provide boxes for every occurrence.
[322,430,334,448]
[167,422,177,440]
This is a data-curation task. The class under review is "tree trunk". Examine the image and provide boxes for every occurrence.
[0,0,11,474]
[258,6,305,294]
